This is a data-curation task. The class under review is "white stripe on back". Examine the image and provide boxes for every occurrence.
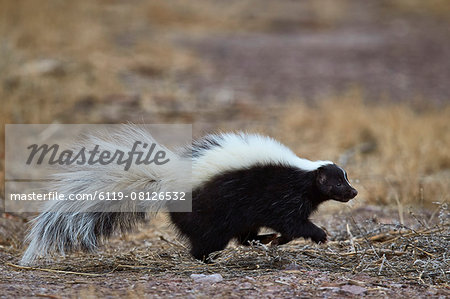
[191,133,333,188]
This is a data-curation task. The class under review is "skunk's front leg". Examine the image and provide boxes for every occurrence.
[274,220,327,245]
[301,220,327,243]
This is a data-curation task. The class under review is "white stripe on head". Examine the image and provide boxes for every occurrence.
[191,132,333,188]
[337,165,351,185]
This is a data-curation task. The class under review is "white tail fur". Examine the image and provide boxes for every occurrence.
[21,125,190,265]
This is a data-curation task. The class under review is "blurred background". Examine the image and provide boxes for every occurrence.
[1,0,449,210]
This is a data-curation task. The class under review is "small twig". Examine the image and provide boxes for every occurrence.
[349,215,380,259]
[418,271,425,284]
[35,294,61,299]
[159,235,187,249]
[347,224,357,255]
[116,264,153,270]
[378,254,386,275]
[411,246,436,258]
[7,263,113,276]
[275,279,291,286]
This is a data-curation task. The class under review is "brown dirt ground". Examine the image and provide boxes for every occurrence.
[1,204,449,298]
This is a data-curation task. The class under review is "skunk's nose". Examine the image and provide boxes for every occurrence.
[350,188,358,198]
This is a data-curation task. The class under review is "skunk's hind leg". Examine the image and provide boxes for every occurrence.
[189,235,231,263]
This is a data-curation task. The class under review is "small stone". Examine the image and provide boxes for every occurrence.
[190,274,223,283]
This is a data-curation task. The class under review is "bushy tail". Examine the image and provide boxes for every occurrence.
[21,125,190,265]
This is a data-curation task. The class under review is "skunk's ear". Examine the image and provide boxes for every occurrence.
[316,167,327,185]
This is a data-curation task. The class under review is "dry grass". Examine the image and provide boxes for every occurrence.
[1,205,448,297]
[382,0,450,19]
[274,93,450,207]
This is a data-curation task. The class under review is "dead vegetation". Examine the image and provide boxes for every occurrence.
[1,204,448,297]
[276,95,450,207]
[0,0,450,297]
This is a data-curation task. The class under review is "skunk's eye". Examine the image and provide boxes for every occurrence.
[336,183,342,187]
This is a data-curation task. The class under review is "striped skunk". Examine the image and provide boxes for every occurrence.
[20,128,357,265]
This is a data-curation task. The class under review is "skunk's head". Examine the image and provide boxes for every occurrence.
[315,164,357,202]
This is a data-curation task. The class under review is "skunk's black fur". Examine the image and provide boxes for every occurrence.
[170,163,357,261]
